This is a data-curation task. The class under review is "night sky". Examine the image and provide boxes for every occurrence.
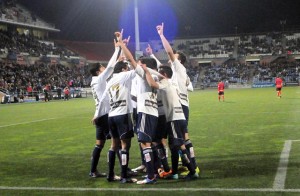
[19,0,300,42]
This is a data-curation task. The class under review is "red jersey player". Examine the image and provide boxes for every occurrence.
[275,76,283,98]
[218,80,225,102]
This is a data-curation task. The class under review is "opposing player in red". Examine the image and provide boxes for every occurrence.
[275,76,283,98]
[217,80,225,102]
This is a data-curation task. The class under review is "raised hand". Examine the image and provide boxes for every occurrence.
[114,29,123,42]
[123,36,130,46]
[156,22,164,35]
[146,44,153,55]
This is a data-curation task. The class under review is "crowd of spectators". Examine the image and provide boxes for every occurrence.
[176,38,234,58]
[0,0,17,20]
[173,31,300,59]
[0,0,54,29]
[0,29,75,58]
[238,32,284,56]
[0,0,77,59]
[201,63,250,87]
[0,61,91,101]
[1,0,300,99]
[253,62,300,83]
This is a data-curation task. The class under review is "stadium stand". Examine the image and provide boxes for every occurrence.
[0,0,299,103]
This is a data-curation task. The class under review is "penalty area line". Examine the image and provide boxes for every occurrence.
[0,187,300,193]
[0,118,56,128]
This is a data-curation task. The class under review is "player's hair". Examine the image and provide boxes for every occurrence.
[114,61,128,73]
[159,65,173,78]
[177,51,187,65]
[140,57,157,70]
[89,63,105,76]
[138,55,144,60]
[172,49,187,65]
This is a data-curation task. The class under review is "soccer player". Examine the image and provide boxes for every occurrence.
[130,57,146,174]
[88,36,121,178]
[103,34,139,183]
[121,39,171,184]
[135,57,159,185]
[218,79,225,102]
[145,44,171,178]
[141,64,199,180]
[156,23,200,176]
[275,75,283,98]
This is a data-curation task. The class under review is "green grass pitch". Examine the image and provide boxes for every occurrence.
[0,86,299,195]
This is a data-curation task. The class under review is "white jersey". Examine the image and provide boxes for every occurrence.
[157,78,185,122]
[91,47,120,118]
[106,70,136,117]
[135,65,158,117]
[171,59,189,107]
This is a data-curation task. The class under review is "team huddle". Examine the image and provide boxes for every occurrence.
[88,23,200,185]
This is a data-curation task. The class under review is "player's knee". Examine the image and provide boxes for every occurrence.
[95,144,104,150]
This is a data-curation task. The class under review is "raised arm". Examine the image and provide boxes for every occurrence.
[156,23,176,62]
[118,35,130,62]
[117,37,137,69]
[98,32,122,79]
[140,64,159,89]
[105,40,121,69]
[146,44,163,68]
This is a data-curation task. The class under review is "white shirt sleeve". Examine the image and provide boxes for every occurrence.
[187,76,194,92]
[100,47,120,80]
[150,54,163,68]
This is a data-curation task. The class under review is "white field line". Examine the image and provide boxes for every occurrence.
[0,118,56,128]
[273,140,300,189]
[0,187,300,192]
[193,111,300,116]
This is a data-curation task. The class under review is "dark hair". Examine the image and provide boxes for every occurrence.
[140,57,157,70]
[114,61,128,73]
[89,63,103,76]
[159,65,173,78]
[138,55,144,60]
[176,51,187,65]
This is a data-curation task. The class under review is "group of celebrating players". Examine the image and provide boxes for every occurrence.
[88,23,200,185]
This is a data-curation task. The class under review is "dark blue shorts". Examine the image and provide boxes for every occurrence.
[109,114,134,140]
[153,115,167,143]
[95,114,110,140]
[181,104,189,133]
[136,112,158,143]
[167,120,186,148]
